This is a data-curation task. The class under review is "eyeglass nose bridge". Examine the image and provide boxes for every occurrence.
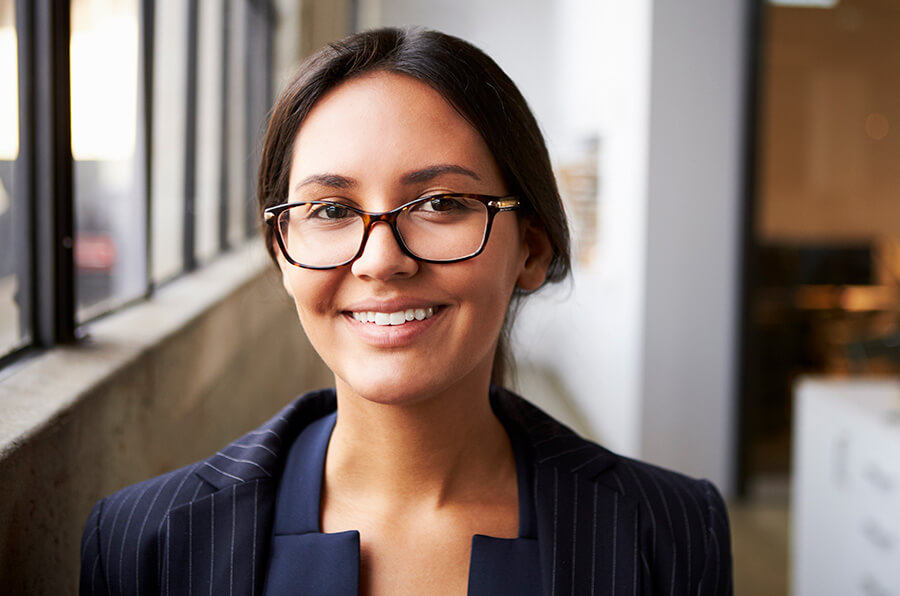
[352,208,417,263]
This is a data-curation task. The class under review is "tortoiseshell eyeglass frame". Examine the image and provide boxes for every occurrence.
[264,193,520,270]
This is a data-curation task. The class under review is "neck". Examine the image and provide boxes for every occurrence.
[325,374,514,508]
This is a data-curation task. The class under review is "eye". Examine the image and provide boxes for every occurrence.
[309,203,352,220]
[420,195,468,213]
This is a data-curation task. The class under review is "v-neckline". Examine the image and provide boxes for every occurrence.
[263,395,543,596]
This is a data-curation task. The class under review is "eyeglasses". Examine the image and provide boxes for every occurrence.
[264,193,520,269]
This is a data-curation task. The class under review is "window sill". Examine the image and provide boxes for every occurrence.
[0,242,273,459]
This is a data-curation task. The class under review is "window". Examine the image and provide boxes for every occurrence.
[225,0,249,248]
[739,0,900,493]
[0,0,274,364]
[151,0,188,283]
[0,0,28,358]
[71,0,145,320]
[194,0,225,263]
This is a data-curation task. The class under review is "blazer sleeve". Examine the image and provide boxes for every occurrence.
[696,480,733,595]
[80,498,110,596]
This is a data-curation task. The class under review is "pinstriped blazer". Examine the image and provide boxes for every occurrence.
[80,387,733,595]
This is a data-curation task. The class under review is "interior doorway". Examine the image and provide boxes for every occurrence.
[739,0,900,496]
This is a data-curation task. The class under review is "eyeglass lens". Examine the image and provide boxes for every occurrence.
[277,196,490,267]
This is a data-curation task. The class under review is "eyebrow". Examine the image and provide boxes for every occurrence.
[293,164,481,195]
[401,164,481,184]
[294,173,358,193]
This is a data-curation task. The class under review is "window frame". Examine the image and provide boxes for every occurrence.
[0,0,275,370]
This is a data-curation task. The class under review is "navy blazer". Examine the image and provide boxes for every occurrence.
[80,387,733,595]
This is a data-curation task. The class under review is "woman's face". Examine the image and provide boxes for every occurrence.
[279,71,550,405]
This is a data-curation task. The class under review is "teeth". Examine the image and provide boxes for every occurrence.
[351,307,437,326]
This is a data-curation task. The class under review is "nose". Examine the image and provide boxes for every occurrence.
[350,221,419,281]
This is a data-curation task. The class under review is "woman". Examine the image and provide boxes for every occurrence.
[81,28,732,595]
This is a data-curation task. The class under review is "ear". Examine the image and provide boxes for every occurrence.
[516,219,553,291]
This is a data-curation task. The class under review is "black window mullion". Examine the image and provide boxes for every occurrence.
[32,0,75,346]
[218,0,231,253]
[243,1,255,239]
[143,0,156,295]
[183,0,199,272]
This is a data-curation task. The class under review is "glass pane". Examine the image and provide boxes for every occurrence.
[71,0,145,321]
[195,0,224,262]
[226,0,248,247]
[0,0,29,356]
[151,0,188,282]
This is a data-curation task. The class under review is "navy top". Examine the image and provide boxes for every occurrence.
[263,410,542,595]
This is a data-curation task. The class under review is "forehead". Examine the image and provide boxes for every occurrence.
[289,72,503,190]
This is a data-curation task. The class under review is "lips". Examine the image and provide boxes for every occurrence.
[342,304,443,348]
[350,307,436,326]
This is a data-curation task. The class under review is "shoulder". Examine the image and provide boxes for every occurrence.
[597,454,732,595]
[80,388,337,595]
[610,456,732,593]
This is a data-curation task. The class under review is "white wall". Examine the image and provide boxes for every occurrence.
[639,0,746,491]
[514,0,654,463]
[360,0,559,149]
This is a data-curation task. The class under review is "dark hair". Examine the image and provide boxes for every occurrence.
[257,27,571,385]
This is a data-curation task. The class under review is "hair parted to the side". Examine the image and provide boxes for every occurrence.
[257,27,571,386]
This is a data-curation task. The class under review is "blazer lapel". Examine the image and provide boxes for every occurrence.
[494,387,642,595]
[263,412,361,596]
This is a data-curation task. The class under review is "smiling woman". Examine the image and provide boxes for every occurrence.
[80,27,733,595]
[274,71,548,410]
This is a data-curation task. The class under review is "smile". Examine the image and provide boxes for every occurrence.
[350,307,436,326]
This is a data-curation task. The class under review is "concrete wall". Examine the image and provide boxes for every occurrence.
[0,246,331,594]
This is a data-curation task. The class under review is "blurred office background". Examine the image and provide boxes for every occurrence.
[1,0,898,593]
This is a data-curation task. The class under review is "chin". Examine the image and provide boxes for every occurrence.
[338,375,441,407]
[334,357,488,410]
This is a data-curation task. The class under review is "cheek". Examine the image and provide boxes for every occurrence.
[451,223,525,322]
[478,220,528,289]
[282,269,340,330]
